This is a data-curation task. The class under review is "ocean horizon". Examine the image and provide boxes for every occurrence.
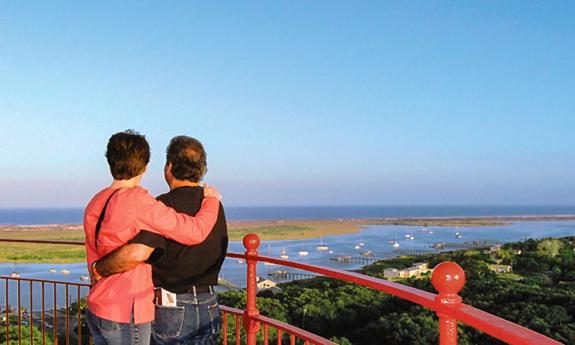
[2,205,575,225]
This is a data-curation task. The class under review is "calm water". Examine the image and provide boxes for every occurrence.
[2,220,575,311]
[2,206,575,225]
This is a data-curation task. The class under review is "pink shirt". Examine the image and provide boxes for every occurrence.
[84,186,219,324]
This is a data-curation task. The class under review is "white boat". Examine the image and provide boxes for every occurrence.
[80,275,90,281]
[455,226,462,238]
[280,254,289,259]
[263,244,275,264]
[48,268,56,273]
[317,239,329,250]
[354,245,361,250]
[298,250,309,256]
[392,233,400,250]
[316,236,329,251]
[61,269,70,275]
[328,250,334,254]
[236,259,245,264]
[10,272,20,278]
[428,230,434,234]
[409,235,415,240]
[358,242,365,247]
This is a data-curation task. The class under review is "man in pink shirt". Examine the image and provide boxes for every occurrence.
[84,130,221,345]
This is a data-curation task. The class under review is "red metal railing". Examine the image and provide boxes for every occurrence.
[0,235,565,345]
[1,276,90,345]
[220,306,334,345]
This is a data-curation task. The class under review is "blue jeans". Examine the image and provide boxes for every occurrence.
[151,291,222,345]
[87,309,152,345]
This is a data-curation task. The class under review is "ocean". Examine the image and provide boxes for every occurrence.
[1,206,575,225]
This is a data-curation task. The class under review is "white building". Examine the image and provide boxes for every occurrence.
[256,277,280,292]
[383,268,399,279]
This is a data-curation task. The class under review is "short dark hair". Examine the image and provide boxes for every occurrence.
[105,130,150,180]
[166,136,207,182]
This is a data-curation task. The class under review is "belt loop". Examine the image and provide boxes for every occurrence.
[209,286,214,294]
[192,286,197,297]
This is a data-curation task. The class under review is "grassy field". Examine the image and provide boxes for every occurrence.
[227,219,361,240]
[0,225,86,263]
[0,220,362,263]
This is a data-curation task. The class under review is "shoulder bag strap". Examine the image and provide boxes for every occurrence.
[95,189,120,248]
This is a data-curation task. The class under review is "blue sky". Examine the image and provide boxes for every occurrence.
[0,1,574,207]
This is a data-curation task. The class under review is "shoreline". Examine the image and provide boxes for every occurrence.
[1,215,575,263]
[2,215,575,238]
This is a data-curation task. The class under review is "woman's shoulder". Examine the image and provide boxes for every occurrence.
[85,188,115,210]
[118,186,155,203]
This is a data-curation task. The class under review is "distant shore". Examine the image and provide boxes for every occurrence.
[1,215,575,263]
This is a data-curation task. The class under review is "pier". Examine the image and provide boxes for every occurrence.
[432,240,503,250]
[329,255,379,264]
[267,270,317,280]
[218,276,241,290]
[365,249,435,259]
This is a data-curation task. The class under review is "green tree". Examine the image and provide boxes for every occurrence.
[537,239,563,258]
[0,325,54,345]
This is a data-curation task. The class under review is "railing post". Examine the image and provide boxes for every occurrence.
[431,262,466,345]
[243,234,261,345]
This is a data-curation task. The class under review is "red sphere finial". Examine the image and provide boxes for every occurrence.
[243,233,261,251]
[432,261,466,296]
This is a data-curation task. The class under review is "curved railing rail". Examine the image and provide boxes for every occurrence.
[0,236,564,345]
[220,306,336,345]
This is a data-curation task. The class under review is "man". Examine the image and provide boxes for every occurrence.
[94,135,228,345]
[84,130,221,345]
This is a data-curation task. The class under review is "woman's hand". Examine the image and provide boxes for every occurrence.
[203,184,222,202]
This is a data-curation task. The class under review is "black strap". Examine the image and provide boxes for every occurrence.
[95,189,120,249]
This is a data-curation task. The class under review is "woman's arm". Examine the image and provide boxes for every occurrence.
[134,186,221,245]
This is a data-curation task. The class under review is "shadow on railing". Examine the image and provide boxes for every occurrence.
[0,235,564,345]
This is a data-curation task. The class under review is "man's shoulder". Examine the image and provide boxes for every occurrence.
[156,187,203,205]
[155,192,170,202]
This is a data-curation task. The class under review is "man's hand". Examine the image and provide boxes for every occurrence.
[203,184,222,201]
[90,261,103,285]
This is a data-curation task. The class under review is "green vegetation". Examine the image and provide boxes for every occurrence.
[219,236,575,344]
[0,315,54,345]
[0,325,54,345]
[0,226,86,263]
[228,225,314,240]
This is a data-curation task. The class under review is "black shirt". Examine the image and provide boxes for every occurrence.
[129,186,228,293]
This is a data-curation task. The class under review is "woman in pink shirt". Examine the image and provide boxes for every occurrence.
[84,130,221,345]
